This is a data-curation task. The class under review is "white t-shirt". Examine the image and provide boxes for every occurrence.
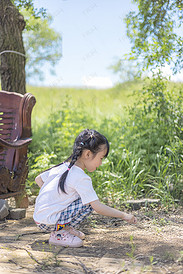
[33,163,98,225]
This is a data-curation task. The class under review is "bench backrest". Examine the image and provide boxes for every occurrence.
[0,90,36,170]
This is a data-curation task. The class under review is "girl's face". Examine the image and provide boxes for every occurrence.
[84,145,107,172]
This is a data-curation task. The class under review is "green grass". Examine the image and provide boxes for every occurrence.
[28,80,142,127]
[27,79,183,206]
[28,79,183,125]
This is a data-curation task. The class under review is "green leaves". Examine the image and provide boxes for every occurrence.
[124,0,183,73]
[22,9,62,80]
[11,1,62,80]
[13,0,47,23]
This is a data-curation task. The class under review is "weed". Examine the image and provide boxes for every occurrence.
[149,256,157,265]
[126,235,136,259]
[177,251,183,264]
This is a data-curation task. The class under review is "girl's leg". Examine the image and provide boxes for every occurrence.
[66,226,85,240]
[35,198,93,247]
[35,222,55,232]
[49,198,92,247]
[35,221,83,247]
[55,197,93,231]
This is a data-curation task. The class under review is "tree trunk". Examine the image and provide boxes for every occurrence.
[0,0,26,94]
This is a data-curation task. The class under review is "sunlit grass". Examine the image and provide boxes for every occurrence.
[28,80,183,127]
[27,80,142,128]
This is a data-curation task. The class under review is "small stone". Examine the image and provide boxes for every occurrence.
[8,208,26,220]
[0,199,9,220]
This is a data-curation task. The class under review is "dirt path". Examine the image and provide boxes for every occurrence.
[0,201,183,273]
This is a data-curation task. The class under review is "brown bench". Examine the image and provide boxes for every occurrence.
[0,90,36,207]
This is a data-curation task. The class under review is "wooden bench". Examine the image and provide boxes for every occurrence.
[0,90,36,207]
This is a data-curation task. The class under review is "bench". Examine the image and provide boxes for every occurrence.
[0,90,36,207]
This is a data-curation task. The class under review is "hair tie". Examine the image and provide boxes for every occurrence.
[67,168,70,171]
[80,142,84,146]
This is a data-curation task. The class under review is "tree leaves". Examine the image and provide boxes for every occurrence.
[125,0,183,73]
[12,0,47,24]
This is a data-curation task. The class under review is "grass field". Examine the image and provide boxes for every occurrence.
[28,80,142,127]
[28,79,183,124]
[27,79,183,205]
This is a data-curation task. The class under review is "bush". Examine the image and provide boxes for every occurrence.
[122,75,183,202]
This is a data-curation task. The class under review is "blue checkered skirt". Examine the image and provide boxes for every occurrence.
[36,197,93,232]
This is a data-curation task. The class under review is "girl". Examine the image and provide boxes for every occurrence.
[33,129,137,248]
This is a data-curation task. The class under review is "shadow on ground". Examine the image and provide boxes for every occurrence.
[0,203,183,273]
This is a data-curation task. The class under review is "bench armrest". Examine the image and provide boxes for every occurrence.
[0,137,32,149]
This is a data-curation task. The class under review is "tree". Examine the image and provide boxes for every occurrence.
[125,0,183,74]
[0,0,61,94]
[0,0,26,94]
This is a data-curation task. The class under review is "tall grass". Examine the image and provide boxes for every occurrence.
[27,79,183,206]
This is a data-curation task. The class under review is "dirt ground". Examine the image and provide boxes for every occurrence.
[0,199,183,274]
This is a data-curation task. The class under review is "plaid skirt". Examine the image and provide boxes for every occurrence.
[36,197,93,232]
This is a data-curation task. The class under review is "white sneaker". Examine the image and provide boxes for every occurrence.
[49,230,83,247]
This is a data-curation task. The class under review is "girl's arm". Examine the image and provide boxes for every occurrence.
[35,174,44,188]
[90,200,137,224]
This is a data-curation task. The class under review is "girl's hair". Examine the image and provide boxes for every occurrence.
[59,129,109,193]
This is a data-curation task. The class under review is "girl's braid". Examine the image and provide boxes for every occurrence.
[68,147,82,168]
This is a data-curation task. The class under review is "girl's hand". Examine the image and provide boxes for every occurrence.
[123,213,137,224]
